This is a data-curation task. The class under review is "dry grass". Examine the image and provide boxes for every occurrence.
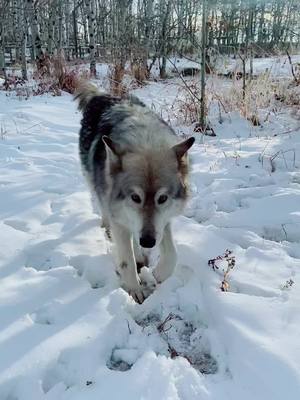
[32,61,88,96]
[275,81,300,107]
[52,51,89,94]
[0,122,7,140]
[174,66,300,130]
[216,71,276,125]
[176,81,203,125]
[170,51,300,130]
[2,51,89,97]
[36,54,52,77]
[131,61,148,85]
[108,63,128,97]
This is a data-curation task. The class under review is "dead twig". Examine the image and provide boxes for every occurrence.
[269,149,296,173]
[220,256,236,292]
[208,249,236,292]
[126,319,132,335]
[157,313,182,333]
[273,128,300,137]
[168,343,179,359]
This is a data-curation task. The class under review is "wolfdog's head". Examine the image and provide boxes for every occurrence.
[103,135,195,248]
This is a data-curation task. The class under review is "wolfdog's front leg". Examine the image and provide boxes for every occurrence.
[153,223,177,283]
[110,222,146,303]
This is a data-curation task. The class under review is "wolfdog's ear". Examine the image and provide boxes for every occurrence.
[102,136,123,160]
[172,137,195,160]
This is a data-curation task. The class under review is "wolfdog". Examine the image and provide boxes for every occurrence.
[75,83,194,302]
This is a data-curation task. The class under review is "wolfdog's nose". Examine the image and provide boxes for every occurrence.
[140,235,156,248]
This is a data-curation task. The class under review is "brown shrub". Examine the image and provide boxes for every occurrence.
[131,62,148,84]
[109,63,127,96]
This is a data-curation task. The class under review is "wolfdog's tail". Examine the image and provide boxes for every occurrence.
[74,82,100,112]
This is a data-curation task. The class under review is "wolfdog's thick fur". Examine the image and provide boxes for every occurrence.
[75,83,194,302]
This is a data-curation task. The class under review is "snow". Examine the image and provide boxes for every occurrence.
[148,53,300,79]
[1,62,300,399]
[218,53,300,77]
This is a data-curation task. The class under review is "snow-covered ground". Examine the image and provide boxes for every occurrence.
[1,63,300,399]
[149,53,300,78]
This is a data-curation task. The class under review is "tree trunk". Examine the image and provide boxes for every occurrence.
[26,0,43,61]
[13,0,21,62]
[21,1,28,80]
[86,0,96,77]
[0,6,7,82]
[143,0,154,74]
[47,1,56,56]
[0,42,6,82]
[58,0,63,51]
[200,0,207,131]
[73,6,78,59]
[159,0,171,79]
[64,0,70,59]
[248,4,254,79]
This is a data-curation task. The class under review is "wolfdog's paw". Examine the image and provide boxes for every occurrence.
[152,268,166,284]
[128,286,148,304]
[126,280,155,304]
[104,226,112,241]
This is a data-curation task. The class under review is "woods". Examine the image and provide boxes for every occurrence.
[0,0,299,82]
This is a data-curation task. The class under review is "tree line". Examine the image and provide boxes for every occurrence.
[0,0,299,81]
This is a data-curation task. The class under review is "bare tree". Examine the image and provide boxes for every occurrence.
[200,0,207,131]
[86,0,96,76]
[26,0,43,62]
[0,0,299,83]
[20,0,27,80]
[0,0,9,81]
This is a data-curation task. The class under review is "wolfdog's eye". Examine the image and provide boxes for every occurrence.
[158,194,168,204]
[131,193,142,204]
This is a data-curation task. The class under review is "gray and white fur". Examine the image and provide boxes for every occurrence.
[75,83,194,302]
